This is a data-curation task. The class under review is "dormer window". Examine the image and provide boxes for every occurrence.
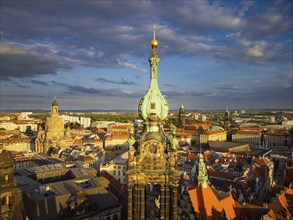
[151,102,156,109]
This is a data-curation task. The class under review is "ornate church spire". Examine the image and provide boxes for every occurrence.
[198,151,208,188]
[138,25,169,132]
[127,26,179,220]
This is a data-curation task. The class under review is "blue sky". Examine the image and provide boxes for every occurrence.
[1,0,292,111]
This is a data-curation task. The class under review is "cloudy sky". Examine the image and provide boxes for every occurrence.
[1,1,292,111]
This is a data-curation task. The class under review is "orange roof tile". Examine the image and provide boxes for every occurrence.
[236,129,263,135]
[265,129,289,136]
[105,133,130,140]
[202,129,226,135]
[188,184,242,219]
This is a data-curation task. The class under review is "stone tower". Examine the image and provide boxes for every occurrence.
[178,104,186,128]
[127,26,180,220]
[0,149,16,220]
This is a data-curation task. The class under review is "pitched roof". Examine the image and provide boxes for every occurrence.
[265,129,289,136]
[188,184,242,219]
[269,187,293,219]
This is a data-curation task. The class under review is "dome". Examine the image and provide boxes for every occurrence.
[138,26,168,122]
[210,125,224,131]
[52,97,58,106]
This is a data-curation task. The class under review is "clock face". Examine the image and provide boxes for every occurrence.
[149,144,157,154]
[145,141,159,156]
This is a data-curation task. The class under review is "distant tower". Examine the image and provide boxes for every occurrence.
[178,104,186,128]
[197,152,208,188]
[224,106,230,131]
[0,149,17,220]
[45,97,64,136]
[51,96,59,115]
[127,26,180,220]
[35,97,65,154]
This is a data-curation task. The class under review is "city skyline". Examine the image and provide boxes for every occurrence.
[1,1,292,111]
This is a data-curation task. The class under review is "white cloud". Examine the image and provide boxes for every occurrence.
[246,45,264,57]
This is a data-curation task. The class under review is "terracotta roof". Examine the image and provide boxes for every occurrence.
[175,134,191,138]
[176,128,197,134]
[269,187,293,219]
[207,169,234,181]
[96,128,106,134]
[105,133,130,140]
[202,129,225,135]
[110,125,132,129]
[187,153,199,160]
[265,129,289,136]
[235,128,263,135]
[0,136,32,144]
[188,184,242,219]
[253,157,272,166]
[0,130,21,136]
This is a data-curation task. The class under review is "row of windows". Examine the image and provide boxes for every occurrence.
[113,165,126,169]
[113,170,125,176]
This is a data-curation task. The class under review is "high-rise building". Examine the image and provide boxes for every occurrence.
[126,26,180,219]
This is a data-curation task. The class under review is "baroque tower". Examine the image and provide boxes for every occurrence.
[127,26,180,219]
[178,104,186,128]
[35,97,65,154]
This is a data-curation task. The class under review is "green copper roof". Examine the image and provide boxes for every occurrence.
[198,152,208,188]
[138,27,169,125]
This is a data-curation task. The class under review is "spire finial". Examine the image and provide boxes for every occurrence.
[150,24,158,49]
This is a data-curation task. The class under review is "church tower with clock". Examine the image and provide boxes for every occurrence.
[127,26,180,220]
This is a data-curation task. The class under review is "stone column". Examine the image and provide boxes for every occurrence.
[140,185,145,219]
[172,185,178,220]
[160,185,166,219]
[133,184,139,220]
[137,184,141,220]
[165,185,170,219]
[128,185,133,220]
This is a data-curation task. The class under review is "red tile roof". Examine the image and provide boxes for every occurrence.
[265,129,289,136]
[188,184,242,219]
